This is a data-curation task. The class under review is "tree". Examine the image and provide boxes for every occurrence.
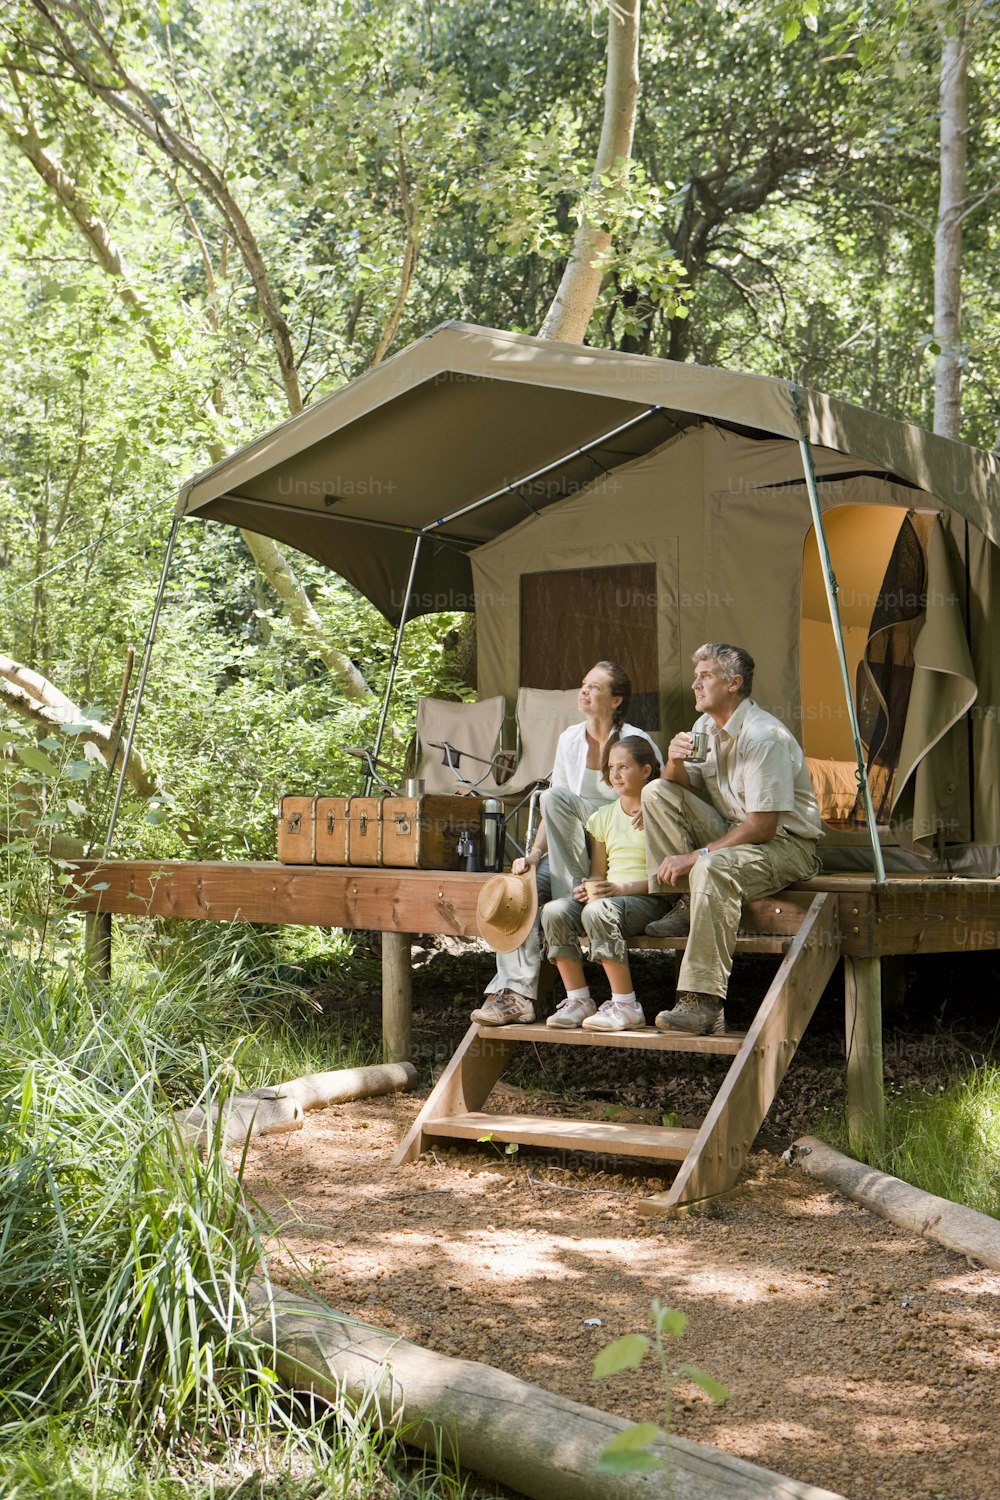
[3,3,371,697]
[538,0,642,342]
[934,3,969,439]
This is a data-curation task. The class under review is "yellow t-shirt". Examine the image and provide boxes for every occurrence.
[586,799,647,885]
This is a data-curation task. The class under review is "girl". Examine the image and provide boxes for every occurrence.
[541,735,667,1031]
[472,661,660,1027]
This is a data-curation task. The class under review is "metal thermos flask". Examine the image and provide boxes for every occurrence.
[457,830,478,872]
[481,798,503,872]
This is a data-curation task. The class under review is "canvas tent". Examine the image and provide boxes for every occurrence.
[173,321,1000,874]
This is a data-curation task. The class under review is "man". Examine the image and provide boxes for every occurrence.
[641,643,823,1037]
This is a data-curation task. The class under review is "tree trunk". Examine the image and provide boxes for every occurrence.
[250,1282,847,1500]
[791,1135,1000,1271]
[177,1061,417,1147]
[538,0,641,344]
[0,654,160,798]
[933,8,968,440]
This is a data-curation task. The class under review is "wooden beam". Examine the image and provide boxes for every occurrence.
[381,931,412,1064]
[65,860,1000,957]
[83,912,112,985]
[67,860,486,935]
[639,892,841,1215]
[844,955,885,1150]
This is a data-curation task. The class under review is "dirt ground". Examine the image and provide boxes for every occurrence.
[243,949,1000,1500]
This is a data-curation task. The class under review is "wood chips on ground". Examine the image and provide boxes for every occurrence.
[243,1080,1000,1500]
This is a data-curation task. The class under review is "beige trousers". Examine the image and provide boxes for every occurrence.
[641,779,821,1001]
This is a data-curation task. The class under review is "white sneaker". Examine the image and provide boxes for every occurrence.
[546,995,597,1029]
[581,997,645,1032]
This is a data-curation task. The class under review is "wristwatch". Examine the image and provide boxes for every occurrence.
[698,846,711,857]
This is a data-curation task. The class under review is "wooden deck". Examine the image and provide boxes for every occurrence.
[67,858,1000,1151]
[65,859,1000,957]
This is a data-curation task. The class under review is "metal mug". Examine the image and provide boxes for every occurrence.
[405,777,425,797]
[685,730,709,764]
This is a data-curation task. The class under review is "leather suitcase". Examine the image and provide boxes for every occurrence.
[314,796,350,865]
[277,795,316,863]
[380,794,482,870]
[347,795,383,866]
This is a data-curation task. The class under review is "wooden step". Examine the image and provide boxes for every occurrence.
[423,1110,697,1162]
[628,932,792,955]
[486,1022,745,1055]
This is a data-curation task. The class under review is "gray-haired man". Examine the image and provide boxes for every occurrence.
[641,644,823,1036]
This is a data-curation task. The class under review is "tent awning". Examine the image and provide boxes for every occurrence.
[179,321,1000,623]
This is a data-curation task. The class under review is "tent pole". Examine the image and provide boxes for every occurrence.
[368,533,423,791]
[100,513,181,857]
[795,425,886,884]
[429,406,662,532]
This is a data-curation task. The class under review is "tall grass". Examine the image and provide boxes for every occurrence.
[0,948,472,1497]
[830,1064,1000,1218]
[0,958,271,1438]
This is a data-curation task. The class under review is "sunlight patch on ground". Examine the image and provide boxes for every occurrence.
[283,1222,834,1309]
[711,1418,822,1458]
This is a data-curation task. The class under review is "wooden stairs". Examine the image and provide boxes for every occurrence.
[394,892,841,1214]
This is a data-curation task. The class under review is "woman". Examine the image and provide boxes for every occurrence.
[472,661,661,1026]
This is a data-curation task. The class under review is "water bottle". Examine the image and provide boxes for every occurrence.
[457,830,478,872]
[481,798,503,872]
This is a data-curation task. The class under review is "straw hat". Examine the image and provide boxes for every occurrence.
[475,870,538,953]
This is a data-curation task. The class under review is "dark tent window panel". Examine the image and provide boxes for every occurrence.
[519,563,660,731]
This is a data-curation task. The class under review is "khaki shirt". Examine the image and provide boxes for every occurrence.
[685,698,823,841]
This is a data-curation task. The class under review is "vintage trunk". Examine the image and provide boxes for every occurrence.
[347,796,384,867]
[315,796,350,865]
[380,794,482,870]
[276,796,316,864]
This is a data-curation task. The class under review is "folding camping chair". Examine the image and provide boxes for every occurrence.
[472,686,584,858]
[413,695,509,794]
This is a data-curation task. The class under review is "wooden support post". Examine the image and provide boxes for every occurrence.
[381,931,412,1064]
[84,912,112,985]
[844,955,884,1149]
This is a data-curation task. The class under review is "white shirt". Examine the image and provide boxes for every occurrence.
[685,699,823,841]
[550,720,662,800]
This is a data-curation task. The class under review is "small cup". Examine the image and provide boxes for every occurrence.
[685,730,709,764]
[584,878,604,903]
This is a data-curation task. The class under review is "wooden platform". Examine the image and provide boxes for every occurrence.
[66,858,1000,1176]
[65,859,1000,957]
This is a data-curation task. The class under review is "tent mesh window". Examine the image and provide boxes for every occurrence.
[519,563,660,731]
[855,512,929,822]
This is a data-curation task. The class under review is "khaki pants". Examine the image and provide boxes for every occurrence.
[641,780,821,1001]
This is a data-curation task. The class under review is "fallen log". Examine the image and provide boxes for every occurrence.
[790,1134,1000,1270]
[250,1282,846,1500]
[177,1060,417,1147]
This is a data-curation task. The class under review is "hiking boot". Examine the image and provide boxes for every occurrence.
[644,897,691,939]
[581,996,645,1032]
[654,991,726,1037]
[546,995,597,1029]
[471,990,535,1026]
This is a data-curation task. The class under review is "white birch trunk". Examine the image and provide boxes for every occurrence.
[538,1,641,344]
[933,10,968,440]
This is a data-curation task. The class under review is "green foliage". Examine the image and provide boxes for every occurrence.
[0,945,476,1495]
[826,1063,1000,1219]
[0,960,271,1437]
[592,1300,727,1483]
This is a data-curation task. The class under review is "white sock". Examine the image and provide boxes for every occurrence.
[567,986,592,1002]
[612,991,637,1006]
